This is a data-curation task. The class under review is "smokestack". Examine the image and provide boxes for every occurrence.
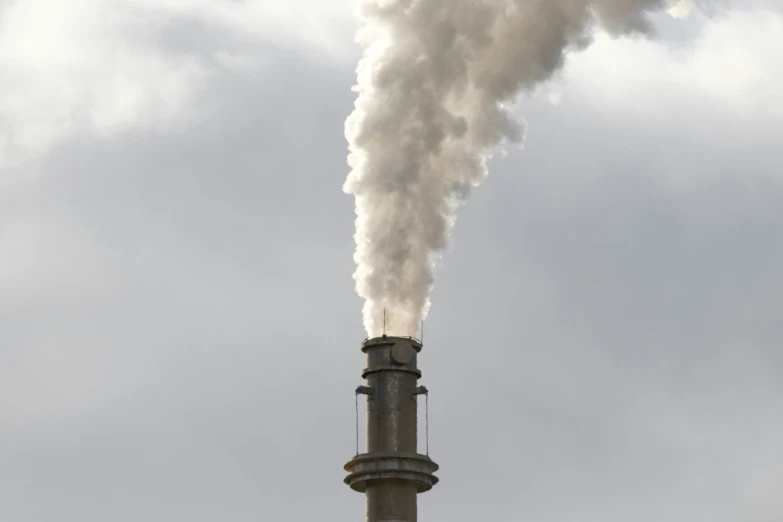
[344,336,438,521]
[343,1,688,519]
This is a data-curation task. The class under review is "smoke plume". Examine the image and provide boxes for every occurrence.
[344,0,673,337]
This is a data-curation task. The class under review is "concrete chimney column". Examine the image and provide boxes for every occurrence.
[344,336,439,522]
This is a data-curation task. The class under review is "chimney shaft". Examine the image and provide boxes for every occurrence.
[344,336,439,522]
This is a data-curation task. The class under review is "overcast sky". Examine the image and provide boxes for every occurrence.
[1,1,782,521]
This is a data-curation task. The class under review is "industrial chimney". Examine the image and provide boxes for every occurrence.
[344,335,439,521]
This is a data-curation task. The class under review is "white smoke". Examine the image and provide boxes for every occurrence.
[344,0,673,337]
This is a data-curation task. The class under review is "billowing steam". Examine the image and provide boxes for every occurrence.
[345,0,682,337]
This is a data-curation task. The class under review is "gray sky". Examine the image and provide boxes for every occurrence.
[1,1,782,521]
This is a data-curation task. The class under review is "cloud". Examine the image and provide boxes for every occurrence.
[4,1,774,174]
[667,0,694,19]
[0,0,356,167]
[127,0,356,57]
[0,6,782,521]
[0,0,210,165]
[534,7,783,191]
[555,8,783,121]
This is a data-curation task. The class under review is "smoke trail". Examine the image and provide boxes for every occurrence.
[344,0,673,337]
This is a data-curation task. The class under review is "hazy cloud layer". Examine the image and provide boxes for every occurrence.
[1,3,782,522]
[0,0,355,166]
